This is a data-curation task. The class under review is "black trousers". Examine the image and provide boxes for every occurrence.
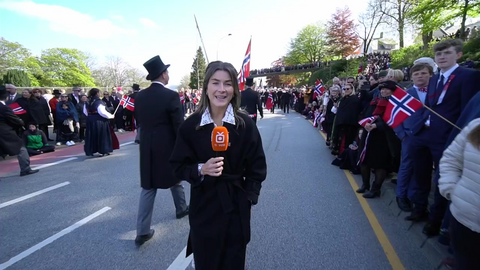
[450,215,480,270]
[282,103,289,113]
[27,145,55,156]
[79,127,86,141]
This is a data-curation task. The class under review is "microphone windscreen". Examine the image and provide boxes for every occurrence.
[211,126,229,152]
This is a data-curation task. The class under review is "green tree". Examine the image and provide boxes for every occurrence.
[0,37,32,75]
[39,48,95,87]
[189,47,206,89]
[3,69,31,87]
[285,24,329,65]
[408,0,479,42]
[327,7,360,58]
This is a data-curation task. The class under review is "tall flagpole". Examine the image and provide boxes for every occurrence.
[194,15,209,64]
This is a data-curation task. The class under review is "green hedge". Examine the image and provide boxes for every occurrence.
[309,36,480,83]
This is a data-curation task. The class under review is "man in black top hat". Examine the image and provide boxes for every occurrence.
[134,55,188,246]
[240,77,263,123]
[0,85,39,177]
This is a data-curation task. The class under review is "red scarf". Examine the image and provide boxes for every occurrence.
[371,97,389,116]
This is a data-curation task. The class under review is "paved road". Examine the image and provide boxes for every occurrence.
[0,109,438,269]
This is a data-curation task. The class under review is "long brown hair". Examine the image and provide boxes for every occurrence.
[467,124,480,149]
[194,61,245,128]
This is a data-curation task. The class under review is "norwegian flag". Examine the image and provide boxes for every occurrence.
[120,95,135,111]
[8,102,27,115]
[383,88,423,128]
[266,92,274,110]
[237,38,251,91]
[358,116,378,127]
[313,79,325,100]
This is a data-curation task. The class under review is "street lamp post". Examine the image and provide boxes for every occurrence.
[216,33,232,60]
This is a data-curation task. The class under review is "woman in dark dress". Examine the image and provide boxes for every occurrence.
[170,61,267,270]
[83,88,115,156]
[331,83,361,155]
[32,88,53,141]
[17,89,49,132]
[356,80,401,198]
[324,86,341,146]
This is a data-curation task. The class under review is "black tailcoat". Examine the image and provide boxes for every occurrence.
[240,87,263,122]
[0,103,24,157]
[134,83,184,189]
[170,112,267,270]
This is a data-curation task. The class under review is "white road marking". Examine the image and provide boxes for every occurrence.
[31,157,77,170]
[0,207,111,270]
[166,246,193,270]
[0,182,70,209]
[119,141,134,147]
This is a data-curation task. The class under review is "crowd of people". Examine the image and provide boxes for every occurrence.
[3,84,143,155]
[260,38,479,269]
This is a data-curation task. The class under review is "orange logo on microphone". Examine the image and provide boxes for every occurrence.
[211,126,229,152]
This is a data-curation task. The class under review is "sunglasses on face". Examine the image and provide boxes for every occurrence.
[345,88,352,90]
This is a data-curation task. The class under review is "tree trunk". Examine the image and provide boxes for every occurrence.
[422,31,433,50]
[460,0,469,40]
[397,0,404,48]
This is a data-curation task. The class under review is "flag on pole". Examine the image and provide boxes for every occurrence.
[8,102,27,115]
[313,79,325,100]
[120,95,135,111]
[266,92,274,110]
[237,38,251,91]
[358,116,378,127]
[382,88,423,128]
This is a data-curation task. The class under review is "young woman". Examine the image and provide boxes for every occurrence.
[83,88,115,156]
[170,61,267,270]
[356,80,401,198]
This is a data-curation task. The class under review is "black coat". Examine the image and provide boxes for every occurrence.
[0,103,24,157]
[170,112,267,270]
[240,88,263,122]
[335,95,361,126]
[17,97,49,126]
[134,83,184,189]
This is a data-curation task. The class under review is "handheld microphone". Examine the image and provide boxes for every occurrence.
[211,126,229,152]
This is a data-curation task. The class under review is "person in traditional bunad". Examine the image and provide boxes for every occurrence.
[83,88,116,156]
[170,61,267,270]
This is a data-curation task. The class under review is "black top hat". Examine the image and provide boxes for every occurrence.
[132,84,140,91]
[246,77,254,86]
[143,55,170,81]
[378,80,399,92]
[53,89,61,95]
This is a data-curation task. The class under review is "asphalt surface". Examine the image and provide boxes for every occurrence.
[0,108,441,270]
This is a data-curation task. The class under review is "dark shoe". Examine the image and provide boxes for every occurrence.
[363,190,381,198]
[356,185,370,194]
[423,221,441,236]
[20,169,39,177]
[404,210,428,221]
[134,140,140,144]
[135,229,155,246]
[176,206,189,219]
[325,141,330,146]
[396,197,412,212]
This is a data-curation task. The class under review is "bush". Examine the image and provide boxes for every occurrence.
[3,69,31,87]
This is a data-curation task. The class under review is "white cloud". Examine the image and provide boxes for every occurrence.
[139,18,159,29]
[0,0,135,39]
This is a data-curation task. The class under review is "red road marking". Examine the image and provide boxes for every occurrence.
[0,132,137,176]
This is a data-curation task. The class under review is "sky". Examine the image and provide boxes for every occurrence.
[0,0,397,86]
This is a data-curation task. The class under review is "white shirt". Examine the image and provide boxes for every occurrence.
[200,103,236,127]
[152,81,165,86]
[83,103,114,119]
[414,85,427,104]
